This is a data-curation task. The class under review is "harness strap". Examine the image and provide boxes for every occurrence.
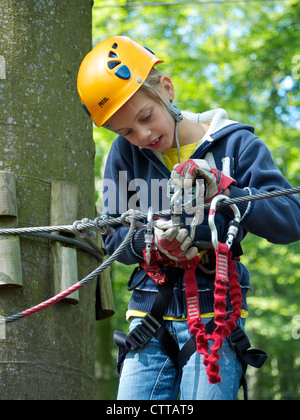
[114,279,180,375]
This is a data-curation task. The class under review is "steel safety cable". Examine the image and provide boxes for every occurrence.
[0,186,299,235]
[0,216,137,325]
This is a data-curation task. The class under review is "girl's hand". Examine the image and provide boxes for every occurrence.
[171,159,236,201]
[154,219,198,262]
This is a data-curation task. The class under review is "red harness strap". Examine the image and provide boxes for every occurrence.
[140,249,178,285]
[185,242,242,384]
[140,244,242,384]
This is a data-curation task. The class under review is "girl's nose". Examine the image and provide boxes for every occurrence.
[136,127,151,143]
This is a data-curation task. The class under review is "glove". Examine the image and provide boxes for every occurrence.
[171,159,237,201]
[154,219,198,262]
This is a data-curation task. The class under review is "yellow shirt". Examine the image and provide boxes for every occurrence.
[126,142,248,321]
[162,142,199,171]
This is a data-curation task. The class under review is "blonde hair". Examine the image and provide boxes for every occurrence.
[138,67,168,100]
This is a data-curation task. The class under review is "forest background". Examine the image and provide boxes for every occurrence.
[92,0,300,400]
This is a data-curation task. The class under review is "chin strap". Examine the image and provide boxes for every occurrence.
[142,81,183,163]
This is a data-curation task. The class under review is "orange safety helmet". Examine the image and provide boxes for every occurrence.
[77,36,164,127]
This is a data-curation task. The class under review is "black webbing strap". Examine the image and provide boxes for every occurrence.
[114,279,180,374]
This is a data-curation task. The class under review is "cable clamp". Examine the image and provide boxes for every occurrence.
[120,210,144,229]
[94,215,115,236]
[72,218,96,239]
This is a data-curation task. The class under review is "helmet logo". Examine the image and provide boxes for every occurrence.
[98,97,109,108]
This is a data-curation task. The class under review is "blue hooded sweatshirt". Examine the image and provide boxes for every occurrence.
[102,108,300,318]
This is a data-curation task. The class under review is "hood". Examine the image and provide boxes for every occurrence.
[182,108,239,142]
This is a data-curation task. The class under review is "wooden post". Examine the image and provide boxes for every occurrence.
[50,181,79,304]
[0,171,23,288]
[50,181,78,227]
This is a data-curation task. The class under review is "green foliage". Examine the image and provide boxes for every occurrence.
[93,0,300,400]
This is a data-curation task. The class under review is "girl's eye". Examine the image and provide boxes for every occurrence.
[141,111,152,122]
[144,112,152,121]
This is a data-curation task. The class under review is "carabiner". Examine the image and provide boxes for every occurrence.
[168,180,182,227]
[208,195,241,250]
[144,207,154,265]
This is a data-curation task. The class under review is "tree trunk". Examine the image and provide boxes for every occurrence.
[0,0,96,400]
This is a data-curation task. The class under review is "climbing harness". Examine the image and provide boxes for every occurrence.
[113,194,269,397]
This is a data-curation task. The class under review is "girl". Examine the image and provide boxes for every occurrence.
[77,36,300,400]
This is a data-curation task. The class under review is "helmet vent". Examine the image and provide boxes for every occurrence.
[108,61,121,70]
[112,43,118,49]
[109,51,118,58]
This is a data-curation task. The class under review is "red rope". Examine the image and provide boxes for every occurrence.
[140,242,242,384]
[22,282,83,317]
[185,243,242,384]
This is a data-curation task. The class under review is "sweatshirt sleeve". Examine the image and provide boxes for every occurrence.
[225,132,300,244]
[101,139,146,265]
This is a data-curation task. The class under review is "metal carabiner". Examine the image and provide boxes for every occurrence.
[168,180,182,228]
[208,195,241,250]
[144,206,154,265]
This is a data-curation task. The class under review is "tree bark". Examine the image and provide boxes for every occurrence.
[0,0,96,400]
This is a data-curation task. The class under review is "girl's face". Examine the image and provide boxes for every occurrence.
[109,78,176,152]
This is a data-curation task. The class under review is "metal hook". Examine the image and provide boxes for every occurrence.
[144,207,154,265]
[208,195,241,250]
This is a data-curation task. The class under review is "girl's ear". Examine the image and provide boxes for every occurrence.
[158,75,175,102]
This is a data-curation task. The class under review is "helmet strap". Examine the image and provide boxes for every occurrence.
[143,82,183,163]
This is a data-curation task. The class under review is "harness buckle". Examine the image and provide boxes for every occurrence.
[227,326,251,353]
[125,313,162,351]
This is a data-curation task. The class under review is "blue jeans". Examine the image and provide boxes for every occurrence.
[117,317,246,400]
